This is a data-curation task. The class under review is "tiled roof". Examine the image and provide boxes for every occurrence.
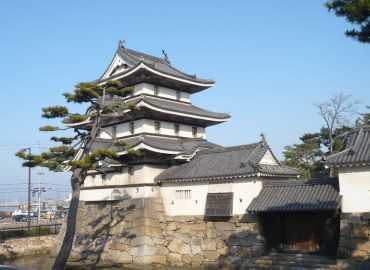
[326,126,370,167]
[119,95,230,120]
[155,140,299,183]
[99,45,214,85]
[247,178,341,212]
[90,135,222,156]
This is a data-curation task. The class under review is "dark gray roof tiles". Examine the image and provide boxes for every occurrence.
[102,95,230,120]
[247,178,341,212]
[326,126,370,167]
[99,45,214,85]
[90,135,222,156]
[155,141,299,182]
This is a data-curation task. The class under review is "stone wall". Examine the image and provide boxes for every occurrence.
[0,235,55,260]
[54,197,264,269]
[337,213,370,270]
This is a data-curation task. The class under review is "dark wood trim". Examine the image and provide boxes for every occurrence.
[81,182,159,190]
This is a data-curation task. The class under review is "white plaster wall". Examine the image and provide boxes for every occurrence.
[133,83,190,102]
[84,165,167,187]
[233,179,263,215]
[161,179,263,216]
[339,166,370,213]
[80,186,161,201]
[259,150,278,165]
[100,119,205,139]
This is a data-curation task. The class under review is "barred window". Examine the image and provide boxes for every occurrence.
[176,190,191,199]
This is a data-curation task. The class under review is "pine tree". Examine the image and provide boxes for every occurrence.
[326,0,370,43]
[16,80,139,270]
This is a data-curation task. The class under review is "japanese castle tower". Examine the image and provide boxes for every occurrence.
[80,41,231,202]
[80,41,298,216]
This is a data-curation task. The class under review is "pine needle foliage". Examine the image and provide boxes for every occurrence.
[15,80,141,270]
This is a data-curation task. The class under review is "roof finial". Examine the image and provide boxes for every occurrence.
[118,39,126,50]
[162,49,170,63]
[260,132,266,145]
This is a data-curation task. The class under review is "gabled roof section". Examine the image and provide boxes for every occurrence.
[155,139,299,183]
[98,41,214,89]
[326,125,370,167]
[120,95,230,121]
[247,178,341,212]
[90,135,222,157]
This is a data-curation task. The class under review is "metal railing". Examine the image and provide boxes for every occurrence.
[0,223,62,240]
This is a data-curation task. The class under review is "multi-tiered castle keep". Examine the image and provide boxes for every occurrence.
[55,43,370,269]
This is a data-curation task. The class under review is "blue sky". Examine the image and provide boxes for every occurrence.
[0,1,369,201]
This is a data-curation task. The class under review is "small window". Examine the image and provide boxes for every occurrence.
[102,174,107,180]
[192,126,197,137]
[155,121,161,133]
[154,85,159,96]
[129,122,135,134]
[128,167,134,183]
[176,90,181,100]
[176,190,191,199]
[174,124,180,135]
[205,192,233,217]
[112,126,117,138]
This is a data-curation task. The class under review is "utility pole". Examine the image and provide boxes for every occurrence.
[27,147,31,230]
[36,169,45,224]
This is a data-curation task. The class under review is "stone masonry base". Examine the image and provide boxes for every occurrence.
[54,197,264,269]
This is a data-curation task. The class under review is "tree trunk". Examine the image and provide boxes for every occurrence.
[329,131,334,177]
[52,170,81,270]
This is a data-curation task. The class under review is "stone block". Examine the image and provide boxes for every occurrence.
[166,222,177,231]
[203,250,219,261]
[240,236,257,247]
[216,239,226,249]
[235,227,249,238]
[131,226,163,238]
[167,253,182,265]
[156,246,169,256]
[351,224,368,238]
[204,261,219,269]
[173,232,190,243]
[342,213,362,225]
[192,223,207,231]
[251,245,263,257]
[215,222,235,231]
[181,254,192,265]
[240,214,258,223]
[191,245,202,255]
[192,254,205,262]
[168,239,191,255]
[226,237,240,246]
[351,250,367,261]
[336,259,357,270]
[179,224,192,234]
[133,217,160,228]
[205,241,217,251]
[237,247,252,258]
[341,222,352,236]
[117,251,132,264]
[217,246,229,256]
[206,229,217,238]
[191,236,202,245]
[131,236,154,247]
